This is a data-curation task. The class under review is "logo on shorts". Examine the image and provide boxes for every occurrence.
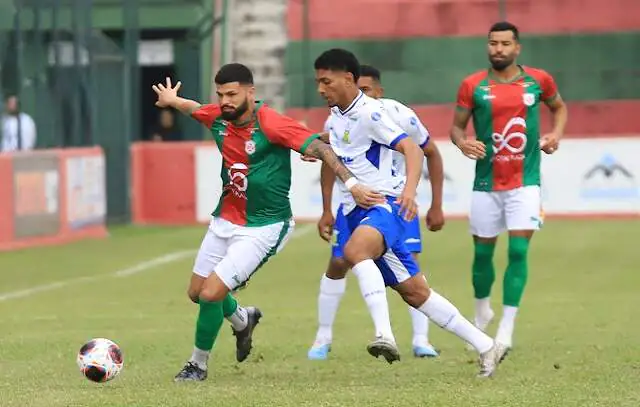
[523,93,535,106]
[492,117,527,161]
[245,140,256,155]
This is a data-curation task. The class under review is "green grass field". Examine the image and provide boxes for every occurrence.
[1,220,638,407]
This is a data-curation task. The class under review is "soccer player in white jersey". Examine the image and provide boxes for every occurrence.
[307,65,445,360]
[312,49,505,377]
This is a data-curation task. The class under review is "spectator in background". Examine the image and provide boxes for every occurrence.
[150,108,183,142]
[1,95,37,152]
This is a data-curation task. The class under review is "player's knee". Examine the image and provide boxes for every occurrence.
[187,289,200,304]
[396,275,431,308]
[326,257,349,279]
[199,286,226,302]
[507,238,529,263]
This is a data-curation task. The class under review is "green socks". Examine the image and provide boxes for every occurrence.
[503,236,529,307]
[222,293,238,318]
[194,300,224,351]
[472,241,496,299]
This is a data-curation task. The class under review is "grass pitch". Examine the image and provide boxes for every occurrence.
[0,220,638,407]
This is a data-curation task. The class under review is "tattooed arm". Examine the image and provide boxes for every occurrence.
[305,139,385,209]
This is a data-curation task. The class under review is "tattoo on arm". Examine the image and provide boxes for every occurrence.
[305,139,355,183]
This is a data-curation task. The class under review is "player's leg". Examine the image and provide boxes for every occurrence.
[175,219,229,382]
[402,217,438,358]
[309,205,351,360]
[469,191,505,331]
[209,218,295,363]
[342,205,404,363]
[497,186,542,352]
[389,261,503,377]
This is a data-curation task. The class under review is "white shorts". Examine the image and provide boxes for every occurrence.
[469,186,543,238]
[193,216,295,291]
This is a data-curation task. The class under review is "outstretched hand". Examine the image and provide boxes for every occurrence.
[152,77,182,108]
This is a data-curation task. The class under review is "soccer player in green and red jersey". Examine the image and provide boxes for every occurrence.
[152,63,384,381]
[450,22,568,358]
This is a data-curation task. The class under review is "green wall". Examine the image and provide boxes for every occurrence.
[286,32,640,107]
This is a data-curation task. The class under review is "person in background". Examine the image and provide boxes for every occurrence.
[1,95,37,152]
[150,108,183,142]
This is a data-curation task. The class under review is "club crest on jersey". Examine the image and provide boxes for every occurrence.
[245,140,256,154]
[523,93,535,106]
[342,130,350,143]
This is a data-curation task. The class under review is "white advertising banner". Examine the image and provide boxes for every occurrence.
[195,145,223,223]
[66,155,106,228]
[196,138,640,223]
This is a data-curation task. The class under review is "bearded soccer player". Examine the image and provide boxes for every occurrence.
[450,22,568,357]
[153,63,384,382]
[307,64,445,360]
[315,49,503,377]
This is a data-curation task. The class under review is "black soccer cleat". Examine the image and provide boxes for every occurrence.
[232,306,262,362]
[174,361,207,382]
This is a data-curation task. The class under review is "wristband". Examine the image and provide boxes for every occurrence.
[345,177,359,190]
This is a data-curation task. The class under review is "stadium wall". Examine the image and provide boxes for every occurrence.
[284,0,640,136]
[129,139,640,225]
[0,147,108,251]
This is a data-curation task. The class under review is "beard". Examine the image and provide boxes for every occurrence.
[489,56,514,71]
[221,99,249,121]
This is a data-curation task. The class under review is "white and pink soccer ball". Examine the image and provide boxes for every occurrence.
[76,338,124,383]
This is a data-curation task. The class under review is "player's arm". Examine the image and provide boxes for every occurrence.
[366,109,422,221]
[320,161,336,214]
[152,77,201,116]
[540,72,568,154]
[450,79,486,159]
[260,108,385,209]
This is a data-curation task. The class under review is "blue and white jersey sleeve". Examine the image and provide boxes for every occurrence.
[361,103,408,149]
[381,98,430,148]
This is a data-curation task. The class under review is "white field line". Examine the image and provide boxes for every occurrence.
[0,224,314,302]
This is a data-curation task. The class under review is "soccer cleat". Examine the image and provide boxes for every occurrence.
[307,343,331,360]
[413,344,439,358]
[174,361,207,382]
[477,344,503,378]
[232,306,262,362]
[367,336,401,364]
[495,341,511,363]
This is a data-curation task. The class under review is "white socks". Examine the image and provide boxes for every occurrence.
[226,306,248,331]
[314,274,347,344]
[417,290,493,354]
[474,297,494,329]
[189,347,209,370]
[496,305,518,347]
[352,259,395,341]
[408,306,430,347]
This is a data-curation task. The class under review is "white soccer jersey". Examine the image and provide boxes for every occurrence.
[325,95,430,213]
[325,92,410,214]
[379,98,430,179]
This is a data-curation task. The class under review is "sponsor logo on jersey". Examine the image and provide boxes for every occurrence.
[492,117,527,161]
[371,111,381,121]
[225,163,249,199]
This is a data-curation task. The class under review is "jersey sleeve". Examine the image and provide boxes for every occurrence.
[540,71,559,102]
[363,105,409,149]
[259,107,320,154]
[397,104,430,149]
[456,78,475,110]
[191,104,221,129]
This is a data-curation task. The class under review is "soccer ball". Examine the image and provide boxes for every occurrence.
[76,338,124,383]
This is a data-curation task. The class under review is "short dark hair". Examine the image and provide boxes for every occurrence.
[359,65,381,82]
[314,48,360,82]
[215,63,254,85]
[489,21,519,41]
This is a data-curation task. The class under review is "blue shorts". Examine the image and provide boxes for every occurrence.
[331,198,420,287]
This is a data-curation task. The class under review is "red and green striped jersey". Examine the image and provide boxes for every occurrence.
[456,65,558,191]
[192,101,319,227]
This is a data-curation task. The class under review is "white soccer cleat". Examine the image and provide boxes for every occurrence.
[477,343,503,378]
[366,336,400,364]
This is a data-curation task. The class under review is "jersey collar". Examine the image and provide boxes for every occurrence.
[338,91,364,116]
